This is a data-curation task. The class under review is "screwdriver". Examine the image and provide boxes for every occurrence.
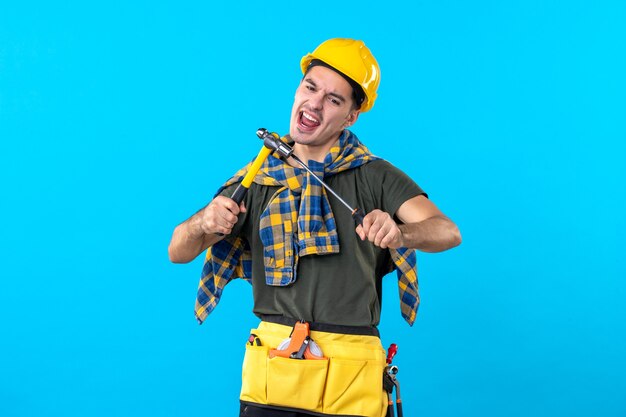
[256,128,366,226]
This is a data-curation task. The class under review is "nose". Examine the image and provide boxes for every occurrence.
[308,91,324,110]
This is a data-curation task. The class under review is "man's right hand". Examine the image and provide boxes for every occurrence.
[168,196,246,263]
[190,195,247,237]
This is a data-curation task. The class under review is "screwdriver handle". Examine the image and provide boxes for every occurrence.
[386,343,398,364]
[352,208,366,226]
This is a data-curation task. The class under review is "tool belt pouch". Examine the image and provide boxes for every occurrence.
[240,322,388,417]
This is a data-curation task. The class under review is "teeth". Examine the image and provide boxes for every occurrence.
[302,111,319,123]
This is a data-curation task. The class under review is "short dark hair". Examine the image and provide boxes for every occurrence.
[304,59,366,110]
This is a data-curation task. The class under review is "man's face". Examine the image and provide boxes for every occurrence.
[289,65,360,158]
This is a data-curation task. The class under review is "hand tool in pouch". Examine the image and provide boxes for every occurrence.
[384,343,404,417]
[269,321,325,360]
[257,128,367,227]
[248,333,262,346]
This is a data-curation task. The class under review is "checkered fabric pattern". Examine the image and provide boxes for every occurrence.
[195,130,420,325]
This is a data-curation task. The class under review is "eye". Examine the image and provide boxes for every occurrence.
[305,84,315,92]
[329,97,341,106]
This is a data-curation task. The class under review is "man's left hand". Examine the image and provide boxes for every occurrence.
[356,209,404,249]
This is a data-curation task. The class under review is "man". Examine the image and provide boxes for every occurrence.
[169,38,461,417]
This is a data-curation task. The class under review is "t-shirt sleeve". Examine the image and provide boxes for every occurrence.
[362,160,426,218]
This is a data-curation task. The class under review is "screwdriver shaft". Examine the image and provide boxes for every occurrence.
[289,153,355,213]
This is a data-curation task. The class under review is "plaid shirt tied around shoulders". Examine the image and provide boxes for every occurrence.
[194,130,420,325]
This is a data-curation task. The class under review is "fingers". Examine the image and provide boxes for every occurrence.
[378,227,403,249]
[217,195,242,215]
[357,210,403,249]
[355,224,365,240]
[200,196,243,236]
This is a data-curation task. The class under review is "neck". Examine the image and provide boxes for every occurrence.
[292,135,341,164]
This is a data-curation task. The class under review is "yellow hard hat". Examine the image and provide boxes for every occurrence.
[300,38,380,112]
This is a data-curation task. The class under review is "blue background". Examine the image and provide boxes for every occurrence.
[1,1,625,416]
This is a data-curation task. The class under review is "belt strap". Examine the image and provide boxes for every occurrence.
[260,314,380,338]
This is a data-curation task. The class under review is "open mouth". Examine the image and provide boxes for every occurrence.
[298,110,321,132]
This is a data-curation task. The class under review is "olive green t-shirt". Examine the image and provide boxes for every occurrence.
[220,159,425,327]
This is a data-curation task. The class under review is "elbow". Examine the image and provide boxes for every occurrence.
[437,216,461,251]
[168,245,182,263]
[451,227,462,248]
[168,242,189,264]
[449,222,462,249]
[168,224,195,264]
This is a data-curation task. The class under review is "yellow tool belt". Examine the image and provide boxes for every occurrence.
[240,320,388,417]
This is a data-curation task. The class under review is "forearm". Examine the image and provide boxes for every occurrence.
[398,215,461,252]
[168,211,225,263]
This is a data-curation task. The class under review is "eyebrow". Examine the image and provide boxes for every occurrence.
[304,77,347,104]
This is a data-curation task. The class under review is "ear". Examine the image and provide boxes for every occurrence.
[344,110,360,128]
